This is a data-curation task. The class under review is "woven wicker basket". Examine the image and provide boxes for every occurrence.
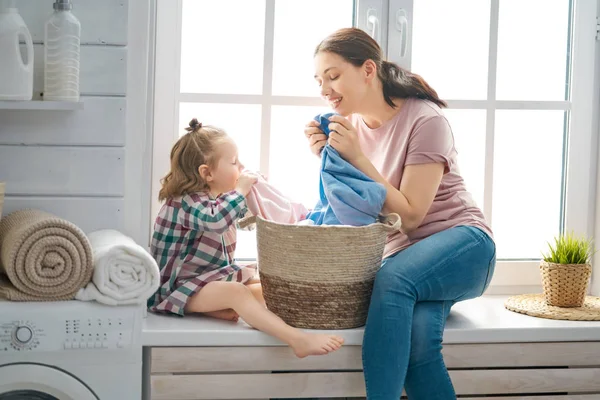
[242,214,401,329]
[0,182,5,218]
[540,261,592,307]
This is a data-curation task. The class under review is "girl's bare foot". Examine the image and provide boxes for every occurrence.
[290,333,344,358]
[203,309,239,322]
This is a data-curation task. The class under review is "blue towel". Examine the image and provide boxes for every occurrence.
[306,113,387,226]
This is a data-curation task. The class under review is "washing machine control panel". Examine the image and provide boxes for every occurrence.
[0,303,139,353]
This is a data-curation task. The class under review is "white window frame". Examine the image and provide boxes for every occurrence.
[357,0,600,294]
[151,0,327,218]
[151,0,600,295]
[591,5,600,297]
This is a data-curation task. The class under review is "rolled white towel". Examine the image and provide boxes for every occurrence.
[76,229,159,306]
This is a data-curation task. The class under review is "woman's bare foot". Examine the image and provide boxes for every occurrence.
[289,332,344,358]
[203,309,239,322]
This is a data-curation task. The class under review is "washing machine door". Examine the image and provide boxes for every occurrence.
[0,364,98,400]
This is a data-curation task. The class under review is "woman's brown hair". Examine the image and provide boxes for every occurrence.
[315,27,447,108]
[158,118,228,201]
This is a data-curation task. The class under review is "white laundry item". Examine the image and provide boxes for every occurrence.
[76,229,159,306]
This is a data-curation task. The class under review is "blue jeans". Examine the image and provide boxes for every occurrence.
[362,225,496,400]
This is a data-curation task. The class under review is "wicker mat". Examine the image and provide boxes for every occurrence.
[505,293,600,321]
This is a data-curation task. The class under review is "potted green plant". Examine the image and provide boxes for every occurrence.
[541,232,594,307]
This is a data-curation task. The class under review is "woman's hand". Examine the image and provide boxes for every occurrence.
[304,120,328,157]
[327,115,365,164]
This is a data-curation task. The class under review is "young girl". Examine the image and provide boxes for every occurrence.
[148,118,344,358]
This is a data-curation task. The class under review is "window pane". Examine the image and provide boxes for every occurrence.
[180,0,265,94]
[272,0,354,97]
[178,103,262,260]
[235,229,257,260]
[496,0,571,101]
[270,106,326,209]
[178,103,262,172]
[443,109,486,210]
[493,110,565,259]
[412,0,490,100]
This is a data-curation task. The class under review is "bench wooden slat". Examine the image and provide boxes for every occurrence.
[150,341,600,373]
[443,341,600,368]
[151,368,600,399]
[463,397,599,400]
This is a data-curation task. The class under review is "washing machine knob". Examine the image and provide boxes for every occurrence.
[15,326,33,344]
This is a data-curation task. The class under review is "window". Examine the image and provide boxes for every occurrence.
[152,0,599,293]
[355,0,599,292]
[152,0,354,258]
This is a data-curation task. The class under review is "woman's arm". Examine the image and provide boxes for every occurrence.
[353,157,444,233]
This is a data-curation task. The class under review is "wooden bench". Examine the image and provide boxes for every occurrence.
[142,296,600,399]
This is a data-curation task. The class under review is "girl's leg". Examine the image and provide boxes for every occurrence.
[245,277,265,306]
[200,278,264,321]
[362,226,495,400]
[186,281,345,358]
[202,309,240,321]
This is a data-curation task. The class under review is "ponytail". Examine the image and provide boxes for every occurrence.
[380,61,447,108]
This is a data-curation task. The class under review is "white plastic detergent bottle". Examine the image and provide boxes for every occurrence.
[0,0,34,101]
[43,0,81,102]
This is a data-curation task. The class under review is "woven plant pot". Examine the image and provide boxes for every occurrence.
[0,182,5,218]
[540,261,592,307]
[245,214,401,329]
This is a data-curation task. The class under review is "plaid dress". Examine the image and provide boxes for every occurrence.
[148,190,257,316]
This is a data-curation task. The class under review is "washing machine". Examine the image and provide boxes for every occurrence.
[0,300,143,399]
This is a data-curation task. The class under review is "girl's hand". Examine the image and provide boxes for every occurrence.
[304,120,327,157]
[236,171,259,196]
[327,115,364,164]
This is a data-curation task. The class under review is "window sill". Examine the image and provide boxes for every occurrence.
[142,295,600,347]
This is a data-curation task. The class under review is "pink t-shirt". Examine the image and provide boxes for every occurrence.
[351,98,493,259]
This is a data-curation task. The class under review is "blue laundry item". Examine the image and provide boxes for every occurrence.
[306,112,387,226]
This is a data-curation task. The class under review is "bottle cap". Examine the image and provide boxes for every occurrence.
[53,0,73,11]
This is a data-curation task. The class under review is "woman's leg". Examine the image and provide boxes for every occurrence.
[362,226,495,400]
[404,300,455,399]
[186,281,345,358]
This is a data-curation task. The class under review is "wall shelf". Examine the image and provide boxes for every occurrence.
[0,100,84,111]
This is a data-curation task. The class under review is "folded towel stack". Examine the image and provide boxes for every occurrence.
[0,209,93,301]
[76,229,160,306]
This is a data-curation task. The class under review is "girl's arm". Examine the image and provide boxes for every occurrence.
[181,191,247,234]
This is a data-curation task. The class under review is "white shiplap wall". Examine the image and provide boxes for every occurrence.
[0,0,153,245]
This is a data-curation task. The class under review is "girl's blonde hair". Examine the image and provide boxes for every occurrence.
[158,118,229,201]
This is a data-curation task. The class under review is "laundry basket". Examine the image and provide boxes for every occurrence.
[241,214,401,329]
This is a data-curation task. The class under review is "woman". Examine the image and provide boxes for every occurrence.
[305,27,496,400]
